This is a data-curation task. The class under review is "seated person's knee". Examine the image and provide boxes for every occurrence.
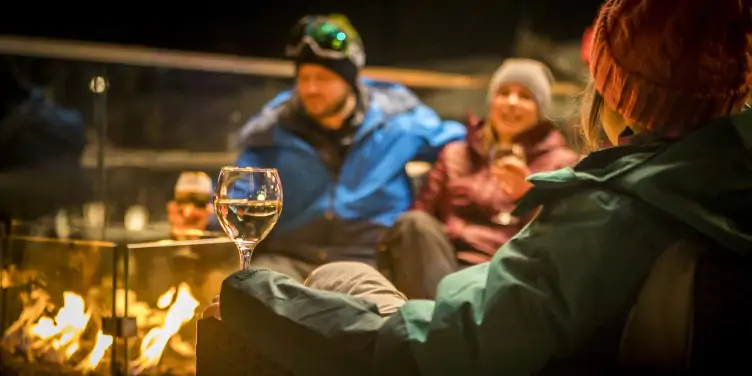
[393,210,440,232]
[306,261,406,316]
[305,261,382,291]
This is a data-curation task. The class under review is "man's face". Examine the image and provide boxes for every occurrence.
[296,64,351,119]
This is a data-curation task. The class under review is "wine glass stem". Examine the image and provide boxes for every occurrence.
[237,242,258,270]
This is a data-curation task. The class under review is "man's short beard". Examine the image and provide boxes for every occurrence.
[310,91,351,120]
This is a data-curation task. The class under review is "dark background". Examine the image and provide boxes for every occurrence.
[0,0,602,65]
[0,1,604,227]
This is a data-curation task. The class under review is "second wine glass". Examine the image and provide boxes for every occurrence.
[489,144,525,226]
[214,167,283,270]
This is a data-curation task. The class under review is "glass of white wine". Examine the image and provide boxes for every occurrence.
[214,167,283,270]
[490,144,525,226]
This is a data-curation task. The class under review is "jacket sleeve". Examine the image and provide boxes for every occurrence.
[514,148,581,224]
[412,147,449,218]
[410,144,474,244]
[234,148,263,168]
[220,269,388,376]
[407,104,466,163]
[217,185,675,375]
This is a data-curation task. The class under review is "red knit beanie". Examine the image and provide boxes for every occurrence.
[591,0,752,133]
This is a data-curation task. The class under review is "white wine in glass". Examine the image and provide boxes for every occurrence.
[214,167,283,270]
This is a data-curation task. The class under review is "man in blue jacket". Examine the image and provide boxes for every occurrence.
[216,15,465,280]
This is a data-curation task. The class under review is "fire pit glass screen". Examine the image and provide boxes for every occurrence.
[123,237,237,375]
[1,236,237,375]
[1,236,123,375]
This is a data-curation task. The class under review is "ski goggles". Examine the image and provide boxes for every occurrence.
[175,192,211,207]
[285,16,365,67]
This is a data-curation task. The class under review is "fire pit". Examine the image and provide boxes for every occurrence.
[1,236,237,375]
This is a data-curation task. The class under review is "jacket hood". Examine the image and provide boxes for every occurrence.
[618,110,752,255]
[235,78,423,148]
[523,110,752,256]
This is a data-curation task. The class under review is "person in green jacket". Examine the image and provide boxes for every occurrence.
[212,0,752,374]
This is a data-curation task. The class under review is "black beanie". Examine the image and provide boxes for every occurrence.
[295,44,360,92]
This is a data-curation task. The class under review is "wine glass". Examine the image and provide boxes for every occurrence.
[214,167,283,270]
[489,144,525,226]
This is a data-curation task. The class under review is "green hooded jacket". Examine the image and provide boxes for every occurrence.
[220,110,752,375]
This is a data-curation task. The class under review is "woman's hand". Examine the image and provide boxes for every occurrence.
[492,156,533,201]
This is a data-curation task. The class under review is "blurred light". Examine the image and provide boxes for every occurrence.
[405,161,432,178]
[54,210,71,239]
[83,202,106,229]
[124,205,149,232]
[89,76,108,93]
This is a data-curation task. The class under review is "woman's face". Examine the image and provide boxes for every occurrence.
[489,83,539,140]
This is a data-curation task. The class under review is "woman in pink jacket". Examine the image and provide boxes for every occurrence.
[380,58,580,299]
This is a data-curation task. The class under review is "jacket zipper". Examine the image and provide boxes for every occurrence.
[326,132,358,222]
[326,171,336,221]
[319,160,340,262]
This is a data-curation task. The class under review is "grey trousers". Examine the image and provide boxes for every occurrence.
[305,261,408,315]
[251,254,408,315]
[378,210,459,299]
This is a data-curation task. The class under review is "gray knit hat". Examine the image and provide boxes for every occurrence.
[487,58,555,119]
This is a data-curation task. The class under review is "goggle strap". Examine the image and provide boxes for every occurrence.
[287,37,364,67]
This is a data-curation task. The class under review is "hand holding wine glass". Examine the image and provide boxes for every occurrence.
[214,167,283,270]
[489,144,531,225]
[492,156,533,200]
[490,144,531,198]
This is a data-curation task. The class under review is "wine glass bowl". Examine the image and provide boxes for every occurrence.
[214,167,283,270]
[489,143,526,166]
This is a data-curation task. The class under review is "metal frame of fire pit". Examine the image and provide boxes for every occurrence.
[107,243,134,375]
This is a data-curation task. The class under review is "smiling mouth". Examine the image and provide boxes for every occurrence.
[500,114,523,123]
